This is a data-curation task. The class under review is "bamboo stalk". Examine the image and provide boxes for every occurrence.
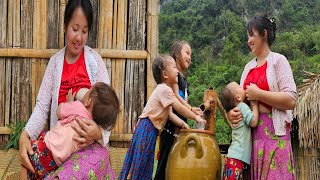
[0,1,8,47]
[7,0,13,47]
[13,0,20,48]
[0,127,10,134]
[59,0,66,48]
[146,0,159,99]
[0,48,148,59]
[109,134,133,142]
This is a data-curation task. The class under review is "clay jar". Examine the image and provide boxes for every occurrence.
[166,129,221,180]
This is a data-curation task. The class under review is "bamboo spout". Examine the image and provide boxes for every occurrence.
[200,87,217,135]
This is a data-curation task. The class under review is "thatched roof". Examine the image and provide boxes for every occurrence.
[293,71,320,148]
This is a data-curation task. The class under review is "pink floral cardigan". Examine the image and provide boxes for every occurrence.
[25,45,111,146]
[240,52,297,136]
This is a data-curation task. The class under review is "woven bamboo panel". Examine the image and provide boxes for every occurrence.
[0,148,20,180]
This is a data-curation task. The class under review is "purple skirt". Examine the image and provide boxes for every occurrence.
[251,113,295,180]
[45,142,116,180]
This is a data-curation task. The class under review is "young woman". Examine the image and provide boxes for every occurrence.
[19,0,116,179]
[228,14,297,179]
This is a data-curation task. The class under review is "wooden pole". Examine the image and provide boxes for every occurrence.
[0,48,148,59]
[146,0,159,99]
[59,0,66,48]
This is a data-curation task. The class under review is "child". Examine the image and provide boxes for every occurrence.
[119,54,206,180]
[26,82,119,179]
[155,41,203,179]
[220,82,259,180]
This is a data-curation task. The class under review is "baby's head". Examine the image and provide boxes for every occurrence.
[220,82,246,112]
[82,82,120,130]
[152,54,178,86]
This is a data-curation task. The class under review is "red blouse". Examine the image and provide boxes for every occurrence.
[58,51,92,104]
[243,61,272,111]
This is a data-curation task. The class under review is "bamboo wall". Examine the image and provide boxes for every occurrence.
[0,0,159,146]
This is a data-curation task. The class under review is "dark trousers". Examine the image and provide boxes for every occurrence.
[154,122,176,180]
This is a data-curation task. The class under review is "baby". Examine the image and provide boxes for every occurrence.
[220,82,258,179]
[26,82,120,179]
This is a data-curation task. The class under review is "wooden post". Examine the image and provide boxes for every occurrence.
[146,0,159,99]
[59,0,66,49]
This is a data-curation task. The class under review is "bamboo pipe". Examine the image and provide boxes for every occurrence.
[0,48,148,59]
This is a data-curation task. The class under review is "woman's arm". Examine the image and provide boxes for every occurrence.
[25,58,55,139]
[19,57,56,171]
[19,130,35,173]
[227,107,243,127]
[72,117,103,148]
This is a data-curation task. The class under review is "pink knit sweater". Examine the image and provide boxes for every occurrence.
[240,52,297,136]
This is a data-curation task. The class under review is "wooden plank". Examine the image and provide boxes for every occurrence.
[0,0,8,47]
[146,0,159,99]
[59,0,66,48]
[40,0,47,49]
[0,48,148,59]
[0,1,7,138]
[0,58,5,130]
[47,0,59,49]
[0,127,10,135]
[126,0,147,133]
[113,0,127,135]
[109,134,133,142]
[87,0,99,48]
[20,0,33,122]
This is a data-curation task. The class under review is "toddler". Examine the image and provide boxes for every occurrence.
[119,54,206,180]
[220,82,258,180]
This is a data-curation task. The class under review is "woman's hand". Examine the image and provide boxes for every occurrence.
[246,83,261,101]
[191,107,203,116]
[18,130,35,173]
[227,107,242,127]
[72,117,102,148]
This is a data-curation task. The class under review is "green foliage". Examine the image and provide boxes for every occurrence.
[5,120,27,150]
[160,0,320,143]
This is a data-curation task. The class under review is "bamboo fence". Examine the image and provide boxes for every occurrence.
[0,0,159,146]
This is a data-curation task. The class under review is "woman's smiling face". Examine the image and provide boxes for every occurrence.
[247,28,264,56]
[65,7,89,62]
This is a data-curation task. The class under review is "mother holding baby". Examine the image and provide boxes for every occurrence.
[228,13,297,180]
[18,0,115,179]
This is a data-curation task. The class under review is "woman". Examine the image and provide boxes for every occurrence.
[18,0,116,179]
[228,14,297,179]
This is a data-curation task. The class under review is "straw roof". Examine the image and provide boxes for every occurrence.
[293,71,320,148]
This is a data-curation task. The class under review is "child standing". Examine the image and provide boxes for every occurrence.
[220,82,259,180]
[119,55,206,180]
[26,82,119,179]
[155,41,203,179]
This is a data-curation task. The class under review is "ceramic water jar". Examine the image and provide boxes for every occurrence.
[166,129,221,180]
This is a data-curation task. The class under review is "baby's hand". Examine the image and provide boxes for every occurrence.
[66,89,76,102]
